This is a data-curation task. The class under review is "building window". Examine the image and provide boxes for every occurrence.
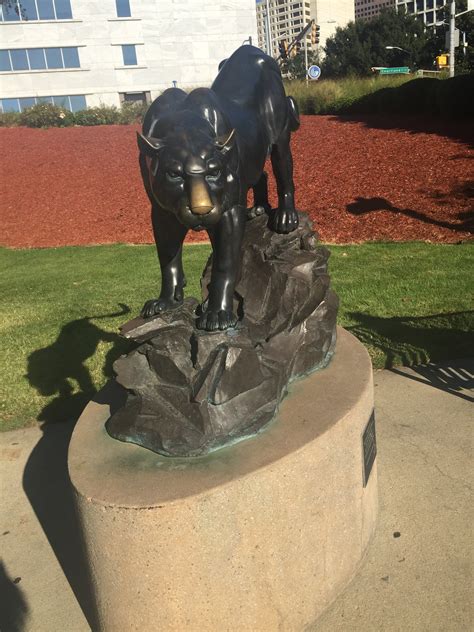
[115,0,131,17]
[119,91,150,104]
[0,94,87,112]
[121,44,137,66]
[0,0,72,21]
[0,46,80,71]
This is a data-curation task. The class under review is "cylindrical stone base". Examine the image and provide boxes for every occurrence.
[69,327,377,631]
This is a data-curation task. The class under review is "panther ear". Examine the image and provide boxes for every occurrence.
[137,132,164,156]
[215,128,236,155]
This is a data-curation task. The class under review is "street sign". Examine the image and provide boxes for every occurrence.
[378,66,410,74]
[307,64,321,80]
[445,28,460,49]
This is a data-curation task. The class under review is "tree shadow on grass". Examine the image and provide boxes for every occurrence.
[23,304,133,628]
[347,310,474,371]
[346,194,474,234]
[0,560,29,632]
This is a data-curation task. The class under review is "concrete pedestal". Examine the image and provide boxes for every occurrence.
[69,327,377,631]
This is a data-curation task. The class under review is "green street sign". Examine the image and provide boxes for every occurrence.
[378,66,410,74]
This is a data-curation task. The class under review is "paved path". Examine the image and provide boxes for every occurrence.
[1,361,472,632]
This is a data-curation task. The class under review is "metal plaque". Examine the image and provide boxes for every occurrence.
[362,411,377,487]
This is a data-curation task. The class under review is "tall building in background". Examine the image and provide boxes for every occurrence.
[0,0,257,113]
[355,0,446,24]
[396,0,447,25]
[355,0,395,22]
[256,0,355,58]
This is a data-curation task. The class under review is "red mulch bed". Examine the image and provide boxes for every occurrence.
[1,115,472,248]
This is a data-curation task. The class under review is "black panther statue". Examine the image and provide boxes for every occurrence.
[137,45,300,332]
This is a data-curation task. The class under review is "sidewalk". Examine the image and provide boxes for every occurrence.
[1,361,472,632]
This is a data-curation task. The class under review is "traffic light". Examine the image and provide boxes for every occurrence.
[291,41,302,57]
[311,22,320,45]
[279,39,289,59]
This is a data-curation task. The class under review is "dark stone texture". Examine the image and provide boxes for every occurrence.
[106,212,338,457]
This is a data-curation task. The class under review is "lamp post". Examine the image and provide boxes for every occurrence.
[385,45,410,54]
[385,45,412,69]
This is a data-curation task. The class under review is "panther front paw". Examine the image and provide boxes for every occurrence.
[196,308,238,332]
[268,208,299,234]
[140,297,183,319]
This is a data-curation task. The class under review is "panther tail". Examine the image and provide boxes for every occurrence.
[287,96,300,131]
[91,303,131,320]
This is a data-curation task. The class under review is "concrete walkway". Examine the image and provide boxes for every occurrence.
[0,361,472,632]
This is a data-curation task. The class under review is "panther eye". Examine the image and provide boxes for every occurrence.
[166,169,183,181]
[206,166,221,179]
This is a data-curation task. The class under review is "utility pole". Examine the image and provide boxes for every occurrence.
[265,0,272,57]
[449,0,456,77]
[304,30,309,85]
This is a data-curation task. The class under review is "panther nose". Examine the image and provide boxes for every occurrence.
[188,175,213,215]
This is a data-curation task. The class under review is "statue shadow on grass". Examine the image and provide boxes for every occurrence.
[347,310,474,402]
[23,304,132,629]
[26,303,132,424]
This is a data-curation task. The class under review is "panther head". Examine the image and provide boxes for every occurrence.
[137,121,236,231]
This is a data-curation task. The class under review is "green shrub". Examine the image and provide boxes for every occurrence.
[343,74,474,117]
[18,103,75,128]
[287,75,412,115]
[437,74,474,118]
[73,105,121,126]
[117,101,148,124]
[0,111,21,127]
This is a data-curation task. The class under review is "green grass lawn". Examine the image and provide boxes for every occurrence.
[1,242,473,431]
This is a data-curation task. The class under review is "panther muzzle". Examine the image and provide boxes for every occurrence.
[188,175,213,215]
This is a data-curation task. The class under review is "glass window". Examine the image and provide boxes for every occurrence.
[0,50,12,71]
[62,47,80,68]
[54,0,72,19]
[37,0,56,20]
[27,48,47,70]
[22,0,39,20]
[19,97,36,109]
[37,95,53,103]
[121,44,137,65]
[53,95,69,107]
[69,95,87,111]
[45,47,63,69]
[425,10,434,22]
[2,1,20,21]
[116,0,131,18]
[1,98,20,112]
[10,49,29,71]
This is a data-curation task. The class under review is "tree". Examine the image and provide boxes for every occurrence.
[281,50,320,80]
[321,8,436,77]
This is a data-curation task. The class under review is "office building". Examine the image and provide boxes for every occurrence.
[396,0,447,25]
[355,0,395,22]
[355,0,447,24]
[256,0,355,58]
[0,0,257,113]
